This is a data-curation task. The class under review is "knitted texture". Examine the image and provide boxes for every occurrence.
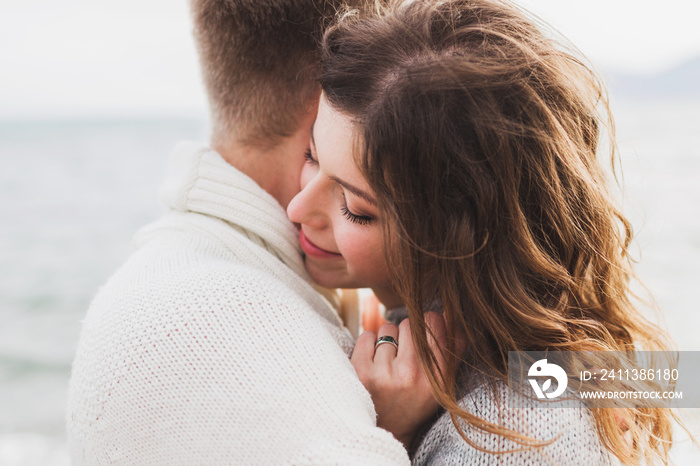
[67,142,409,465]
[412,381,619,465]
[383,306,616,465]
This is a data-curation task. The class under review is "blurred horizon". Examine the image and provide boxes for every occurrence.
[2,0,700,119]
[0,53,697,121]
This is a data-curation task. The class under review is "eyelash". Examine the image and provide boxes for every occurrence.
[305,148,374,226]
[304,149,317,165]
[341,195,374,226]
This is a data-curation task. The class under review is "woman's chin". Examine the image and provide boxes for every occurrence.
[304,259,358,290]
[308,270,350,289]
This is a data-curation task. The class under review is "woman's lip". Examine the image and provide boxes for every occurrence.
[299,230,343,259]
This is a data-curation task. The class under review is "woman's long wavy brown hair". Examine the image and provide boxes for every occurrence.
[321,0,677,463]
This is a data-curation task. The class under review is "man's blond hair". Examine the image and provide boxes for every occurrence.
[190,0,350,148]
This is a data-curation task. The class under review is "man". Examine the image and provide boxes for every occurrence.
[66,1,409,463]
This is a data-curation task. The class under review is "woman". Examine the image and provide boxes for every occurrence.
[287,0,675,463]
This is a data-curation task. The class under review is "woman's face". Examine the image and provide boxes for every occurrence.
[287,95,393,292]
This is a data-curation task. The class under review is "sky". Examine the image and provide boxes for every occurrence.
[2,0,700,118]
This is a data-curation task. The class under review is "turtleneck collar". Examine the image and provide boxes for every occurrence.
[158,141,306,278]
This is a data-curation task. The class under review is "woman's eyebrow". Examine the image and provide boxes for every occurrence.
[310,120,376,206]
[329,175,376,206]
[310,122,316,150]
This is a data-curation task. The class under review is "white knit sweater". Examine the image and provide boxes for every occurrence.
[67,142,409,465]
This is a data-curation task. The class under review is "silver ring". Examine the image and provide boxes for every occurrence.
[375,335,398,351]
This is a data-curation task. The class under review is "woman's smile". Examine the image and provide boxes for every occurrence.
[298,229,343,259]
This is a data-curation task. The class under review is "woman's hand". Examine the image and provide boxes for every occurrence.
[351,312,448,450]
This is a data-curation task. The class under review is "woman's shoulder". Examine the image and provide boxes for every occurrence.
[411,379,619,466]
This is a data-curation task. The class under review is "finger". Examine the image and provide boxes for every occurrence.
[351,330,377,375]
[395,318,415,362]
[394,318,439,411]
[395,313,447,370]
[373,323,399,364]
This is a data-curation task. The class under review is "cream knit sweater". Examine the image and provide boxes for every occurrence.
[67,142,409,465]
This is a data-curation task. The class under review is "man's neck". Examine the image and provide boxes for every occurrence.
[210,108,316,210]
[213,138,299,210]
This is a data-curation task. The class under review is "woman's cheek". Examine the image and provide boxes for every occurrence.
[337,225,386,276]
[334,225,363,261]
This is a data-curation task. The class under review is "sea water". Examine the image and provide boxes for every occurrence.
[0,102,698,463]
[0,118,207,464]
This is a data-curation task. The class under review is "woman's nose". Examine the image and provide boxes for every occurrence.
[287,176,329,230]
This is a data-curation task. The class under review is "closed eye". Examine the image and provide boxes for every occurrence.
[340,194,374,226]
[304,149,317,165]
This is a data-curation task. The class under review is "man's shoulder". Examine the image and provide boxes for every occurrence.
[84,222,349,343]
[91,240,305,321]
[73,234,351,382]
[102,213,289,291]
